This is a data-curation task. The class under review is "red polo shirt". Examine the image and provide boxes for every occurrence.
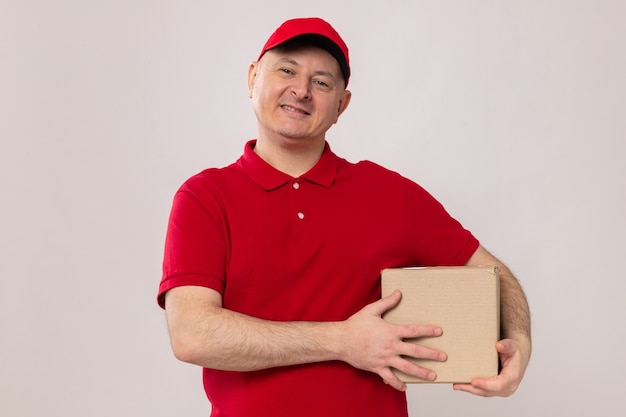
[159,140,479,417]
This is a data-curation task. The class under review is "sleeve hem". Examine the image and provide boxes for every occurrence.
[448,236,480,266]
[157,273,225,309]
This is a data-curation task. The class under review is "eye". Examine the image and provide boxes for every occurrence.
[313,79,333,90]
[279,67,295,75]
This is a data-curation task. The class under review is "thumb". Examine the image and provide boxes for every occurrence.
[496,339,515,354]
[368,289,402,317]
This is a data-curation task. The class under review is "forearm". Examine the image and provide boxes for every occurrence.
[165,286,344,371]
[497,262,532,348]
[165,285,450,391]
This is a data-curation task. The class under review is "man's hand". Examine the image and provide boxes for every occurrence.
[339,289,447,391]
[453,337,531,397]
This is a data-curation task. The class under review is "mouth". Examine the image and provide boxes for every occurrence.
[280,104,311,116]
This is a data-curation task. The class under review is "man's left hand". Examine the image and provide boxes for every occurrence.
[452,337,530,397]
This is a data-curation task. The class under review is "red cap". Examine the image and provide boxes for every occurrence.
[258,17,350,86]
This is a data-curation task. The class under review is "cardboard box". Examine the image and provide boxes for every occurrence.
[381,266,500,383]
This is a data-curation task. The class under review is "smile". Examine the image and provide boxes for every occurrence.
[281,105,310,115]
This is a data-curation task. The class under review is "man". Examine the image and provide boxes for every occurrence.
[158,17,531,417]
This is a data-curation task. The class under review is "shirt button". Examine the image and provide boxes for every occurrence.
[293,182,300,190]
[297,212,305,220]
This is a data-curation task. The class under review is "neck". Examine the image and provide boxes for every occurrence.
[253,136,325,178]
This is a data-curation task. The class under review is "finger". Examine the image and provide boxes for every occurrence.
[379,367,407,391]
[468,377,502,393]
[454,368,516,397]
[398,324,443,339]
[453,382,492,397]
[390,357,438,382]
[400,340,447,362]
[368,289,402,316]
[471,377,516,397]
[496,339,515,355]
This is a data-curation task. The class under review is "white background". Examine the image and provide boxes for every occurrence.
[1,1,625,416]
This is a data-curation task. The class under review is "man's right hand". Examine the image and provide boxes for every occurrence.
[338,289,447,391]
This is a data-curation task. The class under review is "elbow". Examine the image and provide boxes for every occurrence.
[169,337,193,364]
[169,331,207,366]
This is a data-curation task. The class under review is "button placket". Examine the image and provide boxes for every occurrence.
[292,181,304,221]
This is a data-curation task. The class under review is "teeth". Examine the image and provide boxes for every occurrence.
[282,105,307,114]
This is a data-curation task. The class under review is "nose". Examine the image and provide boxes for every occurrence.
[290,78,311,100]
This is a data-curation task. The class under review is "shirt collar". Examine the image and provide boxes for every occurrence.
[238,140,338,191]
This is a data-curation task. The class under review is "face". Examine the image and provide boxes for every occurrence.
[247,43,351,146]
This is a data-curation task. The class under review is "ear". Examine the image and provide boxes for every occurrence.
[334,89,352,123]
[247,61,259,98]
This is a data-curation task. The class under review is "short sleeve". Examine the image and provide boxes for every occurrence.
[403,178,479,266]
[157,180,229,309]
